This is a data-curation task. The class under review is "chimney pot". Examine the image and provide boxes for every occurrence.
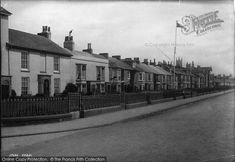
[83,43,93,54]
[63,31,74,51]
[112,55,121,60]
[38,26,51,39]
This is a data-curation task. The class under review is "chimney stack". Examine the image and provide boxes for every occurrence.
[99,53,109,59]
[134,57,140,64]
[143,59,148,65]
[112,55,121,60]
[150,59,156,66]
[38,26,51,39]
[125,58,132,61]
[192,61,194,68]
[63,31,75,51]
[83,43,93,54]
[123,58,133,67]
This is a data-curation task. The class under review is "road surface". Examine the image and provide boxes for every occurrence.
[2,92,234,162]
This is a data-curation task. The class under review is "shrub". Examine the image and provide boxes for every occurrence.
[62,83,78,94]
[10,89,17,98]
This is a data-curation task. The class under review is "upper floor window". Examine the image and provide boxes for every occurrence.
[54,56,60,72]
[157,75,161,82]
[76,64,86,80]
[163,75,167,82]
[97,66,105,81]
[21,77,30,95]
[127,71,131,80]
[117,69,121,81]
[21,51,29,71]
[111,69,116,80]
[148,73,151,81]
[139,72,144,81]
[139,72,142,81]
[40,54,46,73]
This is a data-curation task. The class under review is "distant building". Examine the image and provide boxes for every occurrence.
[1,7,72,97]
[191,66,212,88]
[143,59,172,91]
[214,74,234,87]
[104,55,133,93]
[158,58,213,89]
[123,58,154,91]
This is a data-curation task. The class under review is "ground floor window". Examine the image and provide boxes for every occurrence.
[117,84,121,92]
[21,77,30,95]
[54,78,60,94]
[101,84,105,92]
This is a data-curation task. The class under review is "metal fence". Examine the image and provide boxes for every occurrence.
[1,96,68,118]
[148,91,164,100]
[1,87,232,118]
[68,93,81,112]
[125,92,146,104]
[82,94,121,110]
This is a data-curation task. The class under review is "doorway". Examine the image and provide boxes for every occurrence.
[38,75,51,96]
[43,79,50,96]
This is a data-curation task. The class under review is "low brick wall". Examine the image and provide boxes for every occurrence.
[83,105,123,117]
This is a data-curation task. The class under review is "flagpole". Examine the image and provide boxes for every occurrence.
[174,21,177,90]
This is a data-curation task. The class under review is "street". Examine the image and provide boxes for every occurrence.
[2,92,234,162]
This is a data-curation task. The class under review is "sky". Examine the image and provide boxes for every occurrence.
[1,0,234,76]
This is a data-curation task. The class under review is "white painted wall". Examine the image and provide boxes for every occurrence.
[1,15,9,75]
[9,49,72,96]
[71,53,109,83]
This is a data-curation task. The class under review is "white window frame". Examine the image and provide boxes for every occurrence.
[117,69,121,81]
[139,72,145,81]
[97,66,105,81]
[127,71,131,80]
[54,56,60,72]
[40,54,46,73]
[21,51,29,71]
[139,72,143,81]
[54,78,60,94]
[76,64,86,80]
[21,77,30,95]
[141,84,145,91]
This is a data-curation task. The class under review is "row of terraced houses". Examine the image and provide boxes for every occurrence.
[1,7,234,98]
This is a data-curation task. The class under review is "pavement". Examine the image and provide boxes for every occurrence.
[1,89,234,138]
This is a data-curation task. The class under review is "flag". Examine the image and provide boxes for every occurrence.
[176,21,185,29]
[69,30,73,36]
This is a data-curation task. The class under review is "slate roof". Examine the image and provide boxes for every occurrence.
[0,7,11,16]
[134,63,153,73]
[192,72,205,77]
[174,69,186,75]
[108,57,133,70]
[8,29,72,57]
[149,65,172,75]
[71,50,107,60]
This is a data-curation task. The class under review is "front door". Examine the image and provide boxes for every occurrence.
[2,85,10,99]
[38,75,51,96]
[43,79,50,96]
